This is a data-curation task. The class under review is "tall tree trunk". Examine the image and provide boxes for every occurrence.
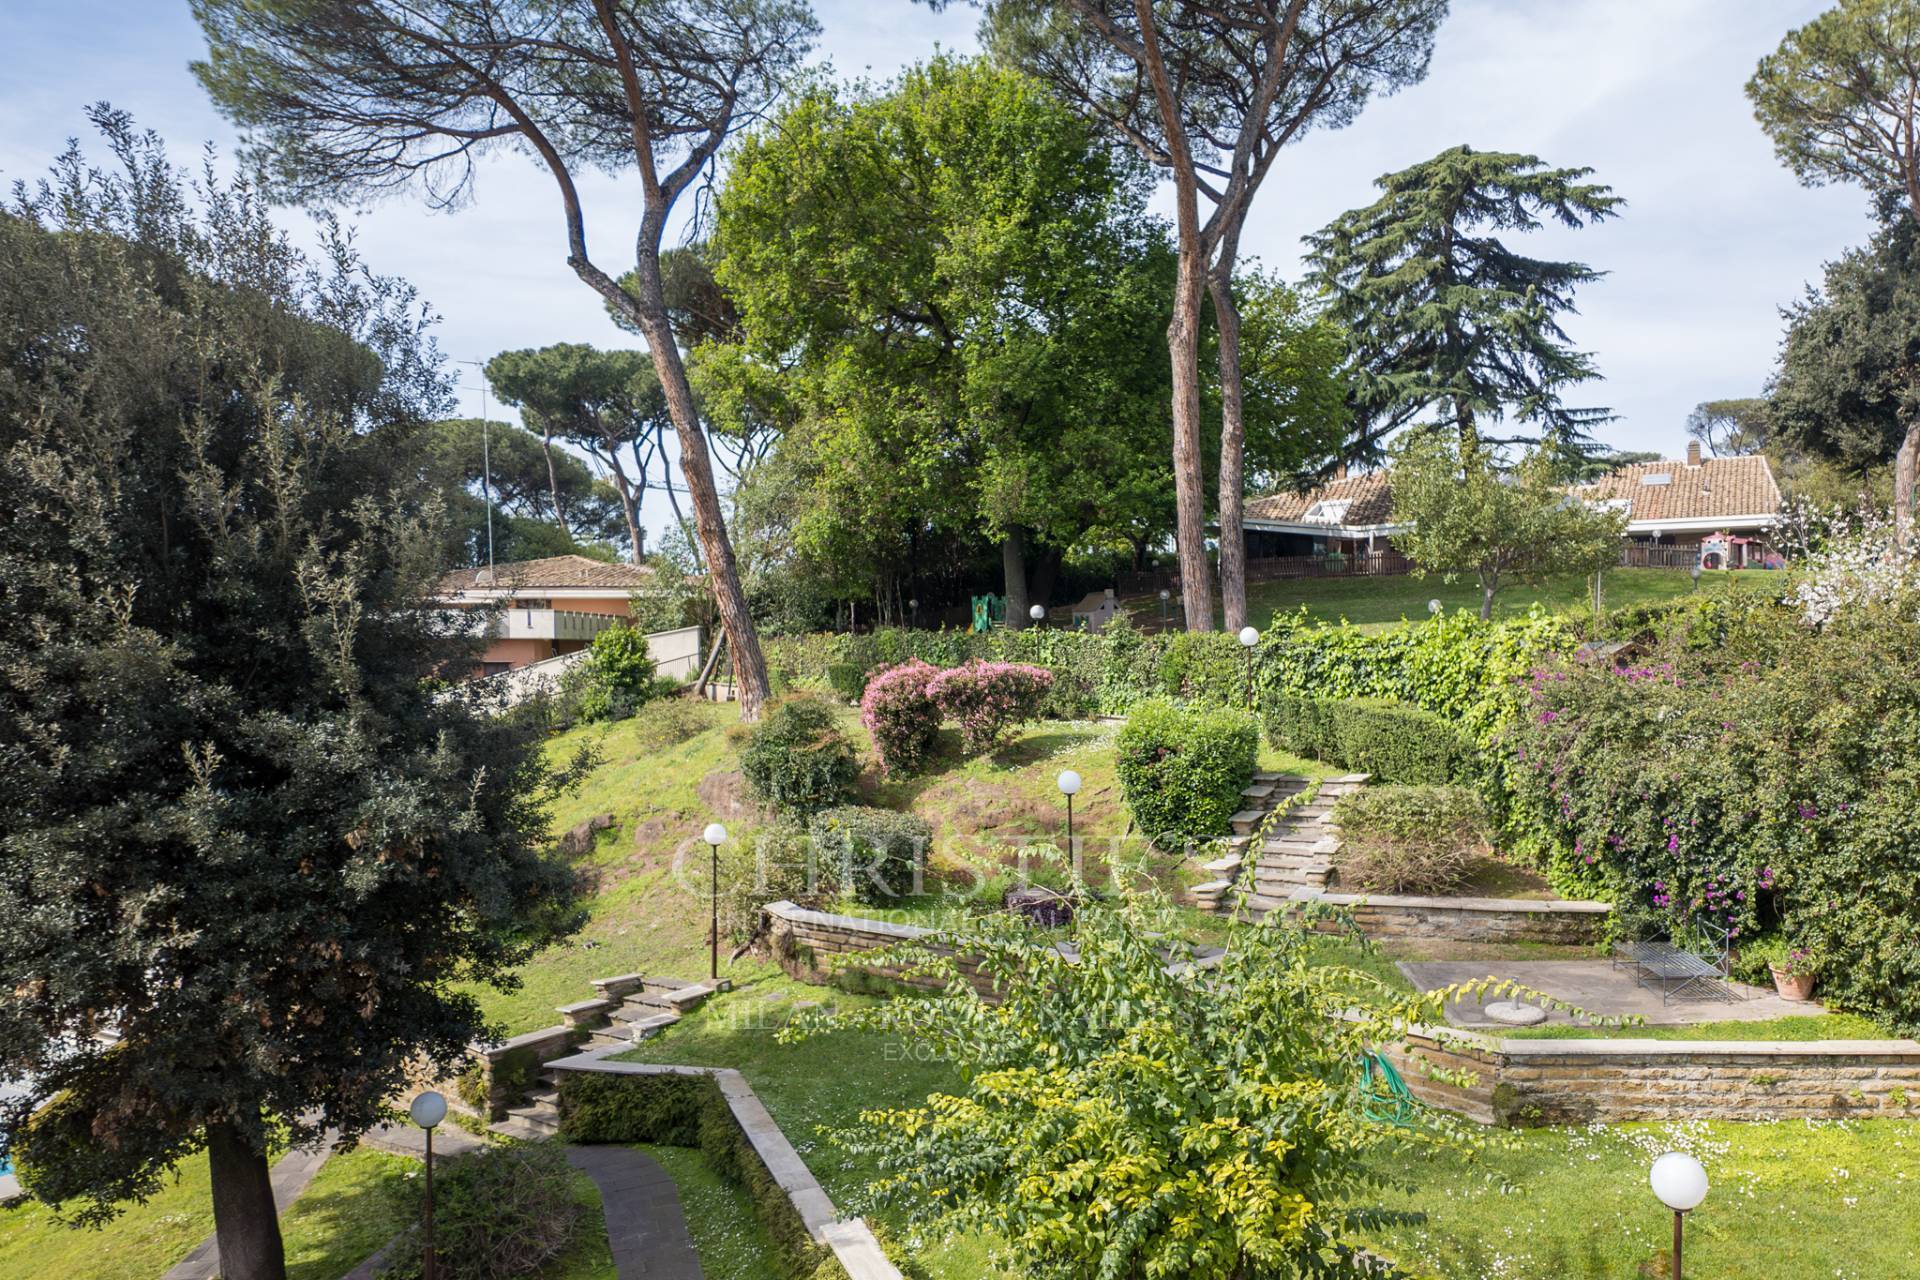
[607,468,645,567]
[539,427,571,540]
[610,225,770,721]
[1897,420,1919,552]
[1136,0,1215,633]
[1002,527,1031,629]
[1479,577,1496,621]
[1211,252,1248,633]
[206,1121,286,1280]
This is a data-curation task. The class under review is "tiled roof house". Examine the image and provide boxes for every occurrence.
[1241,443,1785,568]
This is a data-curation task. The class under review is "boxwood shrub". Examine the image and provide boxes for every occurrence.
[1264,692,1337,761]
[1114,699,1259,846]
[809,805,931,905]
[1330,698,1473,784]
[738,696,858,815]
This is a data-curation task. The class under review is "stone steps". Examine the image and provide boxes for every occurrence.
[1196,774,1369,913]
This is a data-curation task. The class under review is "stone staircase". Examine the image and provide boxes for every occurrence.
[484,973,727,1142]
[1188,772,1369,916]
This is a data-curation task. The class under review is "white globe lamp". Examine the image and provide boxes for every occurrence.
[1650,1151,1708,1279]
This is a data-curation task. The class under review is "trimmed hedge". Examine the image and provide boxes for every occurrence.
[809,805,931,905]
[1331,698,1473,784]
[1114,699,1259,846]
[1267,695,1472,785]
[559,1070,833,1278]
[763,610,1570,737]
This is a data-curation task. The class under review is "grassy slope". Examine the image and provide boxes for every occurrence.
[1126,566,1783,631]
[477,700,1328,1034]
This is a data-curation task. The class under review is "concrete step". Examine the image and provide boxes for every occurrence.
[1240,783,1276,801]
[1200,853,1242,875]
[624,1012,680,1040]
[1228,809,1266,834]
[618,991,677,1016]
[489,1115,556,1142]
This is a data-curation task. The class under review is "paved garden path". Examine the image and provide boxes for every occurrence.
[1402,959,1825,1029]
[565,1145,703,1280]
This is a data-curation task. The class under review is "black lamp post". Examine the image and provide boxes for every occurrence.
[409,1091,448,1280]
[703,822,726,981]
[1056,769,1082,853]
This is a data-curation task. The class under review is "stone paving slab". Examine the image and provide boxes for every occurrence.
[1400,959,1827,1029]
[567,1146,702,1280]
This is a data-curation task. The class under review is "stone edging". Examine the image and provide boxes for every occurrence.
[1283,888,1612,945]
[545,1047,902,1280]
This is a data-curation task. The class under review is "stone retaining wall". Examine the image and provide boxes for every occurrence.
[764,900,1003,997]
[1300,890,1611,945]
[770,903,1920,1128]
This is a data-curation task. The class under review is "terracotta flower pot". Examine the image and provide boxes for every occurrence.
[1770,965,1816,1002]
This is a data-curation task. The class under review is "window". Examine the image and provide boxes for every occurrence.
[1303,499,1352,523]
[1639,473,1672,487]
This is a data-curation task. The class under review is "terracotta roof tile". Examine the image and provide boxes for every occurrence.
[1245,472,1395,526]
[1247,453,1782,531]
[1571,455,1781,524]
[436,554,656,594]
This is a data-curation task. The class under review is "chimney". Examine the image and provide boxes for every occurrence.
[1686,441,1702,468]
[1334,460,1349,480]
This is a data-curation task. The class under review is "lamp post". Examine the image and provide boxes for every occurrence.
[1650,1151,1708,1280]
[1237,625,1260,708]
[1158,587,1171,623]
[703,823,727,981]
[1428,598,1443,617]
[1056,769,1082,854]
[1690,561,1703,592]
[1029,602,1047,628]
[908,597,919,627]
[409,1091,448,1280]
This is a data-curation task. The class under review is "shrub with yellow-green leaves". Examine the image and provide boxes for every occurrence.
[778,881,1568,1279]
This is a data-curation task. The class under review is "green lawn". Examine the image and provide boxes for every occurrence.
[1364,1118,1920,1279]
[0,1144,617,1280]
[1128,566,1786,631]
[1503,1012,1890,1042]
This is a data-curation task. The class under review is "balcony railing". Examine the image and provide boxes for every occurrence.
[440,607,625,642]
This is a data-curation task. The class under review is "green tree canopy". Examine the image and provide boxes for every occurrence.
[423,417,626,564]
[1307,145,1622,461]
[704,58,1179,618]
[1770,216,1920,480]
[485,344,675,563]
[0,115,580,1278]
[1749,0,1920,541]
[1389,430,1626,618]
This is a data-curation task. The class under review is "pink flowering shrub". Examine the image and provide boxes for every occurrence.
[860,659,942,777]
[927,660,1054,755]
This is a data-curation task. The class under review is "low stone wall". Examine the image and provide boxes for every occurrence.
[1299,890,1611,945]
[764,900,1002,998]
[1493,1037,1920,1125]
[549,1053,901,1280]
[769,903,1920,1128]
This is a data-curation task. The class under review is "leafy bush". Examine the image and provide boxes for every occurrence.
[1264,692,1337,760]
[778,884,1545,1279]
[550,625,662,724]
[809,806,932,904]
[825,662,868,702]
[1331,785,1487,895]
[716,822,827,942]
[1329,699,1473,784]
[1501,596,1920,1034]
[1114,699,1259,845]
[926,659,1054,754]
[738,696,858,815]
[378,1141,581,1280]
[860,659,943,777]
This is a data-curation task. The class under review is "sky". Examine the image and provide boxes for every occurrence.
[0,0,1876,547]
